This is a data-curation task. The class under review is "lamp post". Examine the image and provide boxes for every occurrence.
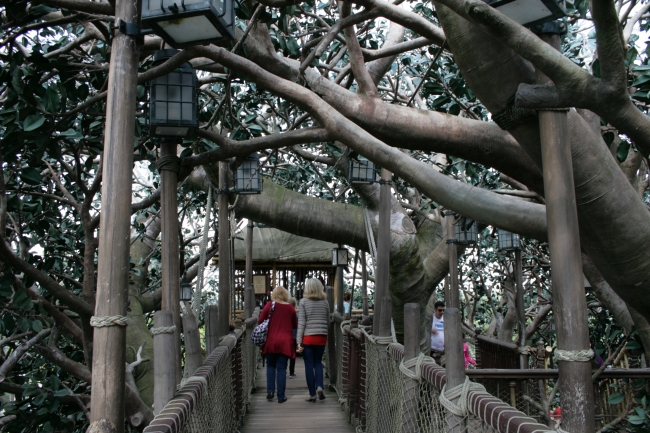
[141,0,235,47]
[497,229,526,357]
[479,0,594,426]
[332,245,349,313]
[348,154,390,335]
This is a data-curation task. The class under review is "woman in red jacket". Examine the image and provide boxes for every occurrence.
[258,286,297,403]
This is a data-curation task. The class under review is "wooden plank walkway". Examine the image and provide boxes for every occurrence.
[241,357,355,433]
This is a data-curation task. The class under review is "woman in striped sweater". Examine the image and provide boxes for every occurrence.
[297,278,330,402]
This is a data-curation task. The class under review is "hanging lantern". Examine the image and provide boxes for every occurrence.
[497,228,521,251]
[548,316,556,336]
[454,217,478,245]
[147,49,198,138]
[233,154,262,194]
[180,276,193,302]
[141,0,235,48]
[348,156,378,184]
[332,246,348,267]
[481,0,566,28]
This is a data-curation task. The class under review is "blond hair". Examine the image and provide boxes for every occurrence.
[289,297,297,308]
[303,278,326,300]
[271,286,289,302]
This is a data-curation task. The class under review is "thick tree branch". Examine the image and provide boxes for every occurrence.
[0,329,51,382]
[361,37,432,61]
[38,0,114,15]
[340,2,378,97]
[24,283,84,344]
[591,0,627,88]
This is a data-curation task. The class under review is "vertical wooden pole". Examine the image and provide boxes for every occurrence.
[181,307,203,377]
[205,305,219,355]
[377,297,392,433]
[361,253,369,316]
[244,222,254,318]
[373,169,392,335]
[515,249,527,365]
[160,141,182,383]
[537,32,595,433]
[351,249,359,312]
[89,1,140,430]
[401,304,419,433]
[153,311,175,415]
[326,286,337,387]
[445,213,465,432]
[337,247,345,313]
[218,161,231,338]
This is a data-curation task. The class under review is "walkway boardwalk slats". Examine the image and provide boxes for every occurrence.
[241,358,355,433]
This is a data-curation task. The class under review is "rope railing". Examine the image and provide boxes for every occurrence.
[334,321,558,433]
[143,310,259,433]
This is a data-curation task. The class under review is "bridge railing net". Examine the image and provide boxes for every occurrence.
[143,315,259,433]
[336,322,555,433]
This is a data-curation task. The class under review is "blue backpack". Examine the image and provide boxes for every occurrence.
[251,302,275,347]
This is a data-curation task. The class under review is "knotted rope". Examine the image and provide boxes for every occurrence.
[340,319,351,335]
[177,375,209,396]
[517,345,534,355]
[150,325,176,335]
[555,348,594,362]
[155,155,182,174]
[399,352,437,380]
[90,315,129,327]
[192,185,213,321]
[356,320,397,345]
[438,376,486,416]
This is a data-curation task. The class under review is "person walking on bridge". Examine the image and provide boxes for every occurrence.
[297,278,330,402]
[259,286,297,404]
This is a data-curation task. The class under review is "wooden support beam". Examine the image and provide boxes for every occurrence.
[326,286,338,388]
[218,161,231,338]
[537,32,595,433]
[361,253,369,316]
[244,222,253,318]
[373,169,392,335]
[89,0,140,430]
[376,297,393,433]
[153,311,175,415]
[401,303,419,433]
[181,306,202,377]
[205,305,219,355]
[160,141,182,384]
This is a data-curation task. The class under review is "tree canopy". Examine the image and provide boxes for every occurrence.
[1,0,650,431]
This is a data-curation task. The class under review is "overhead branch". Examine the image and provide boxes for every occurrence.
[183,127,332,167]
[24,283,84,344]
[340,2,379,97]
[590,0,627,89]
[623,2,650,43]
[361,37,433,61]
[0,329,51,382]
[291,145,337,165]
[39,0,114,15]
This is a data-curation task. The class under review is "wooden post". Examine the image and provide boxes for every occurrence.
[160,141,182,383]
[326,286,337,387]
[182,307,203,377]
[537,32,595,433]
[351,249,359,312]
[89,0,140,430]
[205,305,219,355]
[218,161,231,338]
[445,213,466,432]
[348,318,359,424]
[361,253,369,316]
[515,249,527,365]
[153,311,175,415]
[377,297,393,433]
[337,247,345,314]
[244,222,254,318]
[401,304,420,433]
[373,169,392,335]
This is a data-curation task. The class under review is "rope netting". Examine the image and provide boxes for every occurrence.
[331,322,557,433]
[143,316,259,433]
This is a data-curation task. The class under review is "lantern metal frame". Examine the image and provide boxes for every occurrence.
[233,153,263,195]
[454,217,479,245]
[332,247,349,267]
[482,0,566,28]
[141,0,236,48]
[348,155,380,184]
[180,276,193,302]
[146,49,199,139]
[497,228,521,251]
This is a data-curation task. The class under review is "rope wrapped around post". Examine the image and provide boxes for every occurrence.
[90,315,130,327]
[155,155,182,173]
[555,348,594,362]
[150,325,176,335]
[399,352,437,380]
[438,376,486,417]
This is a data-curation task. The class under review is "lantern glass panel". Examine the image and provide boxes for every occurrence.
[332,248,348,266]
[349,157,377,184]
[454,218,478,245]
[482,0,566,27]
[497,228,521,251]
[234,154,262,194]
[142,0,235,48]
[180,279,193,301]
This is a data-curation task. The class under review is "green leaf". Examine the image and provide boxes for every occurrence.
[608,392,625,405]
[49,374,60,391]
[31,319,43,333]
[286,37,300,57]
[12,288,31,309]
[53,389,69,397]
[43,86,60,112]
[19,167,42,185]
[616,140,630,163]
[23,113,45,131]
[32,393,47,406]
[626,340,642,350]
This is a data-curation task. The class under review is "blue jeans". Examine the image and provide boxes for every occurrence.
[303,345,326,397]
[266,353,288,398]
